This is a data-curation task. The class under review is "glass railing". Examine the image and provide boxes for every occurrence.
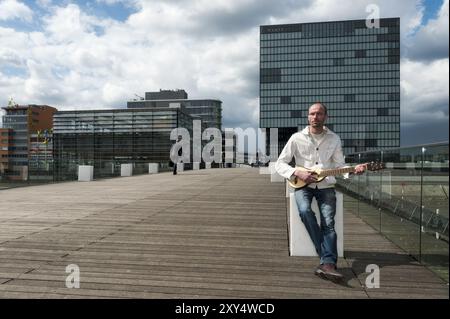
[337,142,449,282]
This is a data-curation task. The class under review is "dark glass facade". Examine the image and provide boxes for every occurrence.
[127,90,222,130]
[260,18,400,154]
[53,108,195,181]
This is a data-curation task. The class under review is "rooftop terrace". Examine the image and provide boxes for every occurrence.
[0,168,448,298]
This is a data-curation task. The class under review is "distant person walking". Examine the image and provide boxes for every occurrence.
[172,136,183,175]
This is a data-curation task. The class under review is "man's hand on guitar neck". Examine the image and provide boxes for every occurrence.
[293,169,318,184]
[354,164,367,175]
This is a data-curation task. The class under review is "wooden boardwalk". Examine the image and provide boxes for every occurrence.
[0,168,448,299]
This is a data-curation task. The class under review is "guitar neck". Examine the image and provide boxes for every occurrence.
[320,166,355,177]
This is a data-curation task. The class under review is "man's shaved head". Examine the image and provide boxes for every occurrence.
[309,102,327,115]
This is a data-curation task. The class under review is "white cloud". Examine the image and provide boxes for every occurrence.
[43,4,117,42]
[96,0,141,8]
[0,0,33,22]
[401,58,449,125]
[101,82,131,105]
[405,0,449,61]
[0,48,25,67]
[36,0,52,8]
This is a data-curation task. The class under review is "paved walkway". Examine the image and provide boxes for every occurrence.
[0,168,448,298]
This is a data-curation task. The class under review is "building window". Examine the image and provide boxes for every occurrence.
[281,96,291,104]
[377,108,389,116]
[333,58,345,66]
[261,68,281,83]
[344,94,356,102]
[355,50,366,58]
[388,56,400,64]
[291,110,302,118]
[388,93,400,101]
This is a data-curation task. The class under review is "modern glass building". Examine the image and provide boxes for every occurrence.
[127,89,223,130]
[260,18,400,154]
[53,107,197,181]
[1,103,57,181]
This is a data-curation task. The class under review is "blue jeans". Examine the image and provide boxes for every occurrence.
[294,187,337,265]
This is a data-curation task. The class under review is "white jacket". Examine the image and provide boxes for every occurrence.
[275,126,348,189]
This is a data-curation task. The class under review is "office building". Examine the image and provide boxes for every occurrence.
[52,107,201,180]
[1,102,57,180]
[127,89,222,130]
[260,18,400,154]
[0,128,12,179]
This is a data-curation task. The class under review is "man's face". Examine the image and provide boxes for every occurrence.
[308,104,327,128]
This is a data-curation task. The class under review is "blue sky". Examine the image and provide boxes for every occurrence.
[0,0,138,32]
[422,0,444,24]
[0,0,448,147]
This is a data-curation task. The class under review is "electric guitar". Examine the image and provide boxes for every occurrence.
[288,162,384,189]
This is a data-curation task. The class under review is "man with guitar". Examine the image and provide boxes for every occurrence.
[275,102,367,282]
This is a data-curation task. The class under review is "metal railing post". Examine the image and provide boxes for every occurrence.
[379,150,383,232]
[419,147,425,262]
[357,153,361,218]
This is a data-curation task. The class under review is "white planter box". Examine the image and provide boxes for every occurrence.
[148,163,159,174]
[121,164,133,177]
[78,165,94,182]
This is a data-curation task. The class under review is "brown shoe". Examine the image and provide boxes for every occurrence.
[314,263,344,282]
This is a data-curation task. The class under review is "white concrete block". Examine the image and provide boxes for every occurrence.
[271,173,284,183]
[289,191,343,257]
[22,166,28,181]
[78,165,94,182]
[286,180,294,198]
[177,163,184,172]
[148,163,159,174]
[193,162,200,170]
[268,162,284,182]
[268,162,276,173]
[121,164,133,177]
[205,162,211,169]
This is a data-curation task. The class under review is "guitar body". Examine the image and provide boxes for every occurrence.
[288,166,325,189]
[286,162,383,189]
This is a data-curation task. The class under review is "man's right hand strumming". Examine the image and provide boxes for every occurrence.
[293,169,318,184]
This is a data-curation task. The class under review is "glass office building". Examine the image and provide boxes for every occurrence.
[260,18,400,154]
[53,107,196,181]
[127,89,222,130]
[1,104,57,181]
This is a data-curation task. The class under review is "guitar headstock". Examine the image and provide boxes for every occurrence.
[366,161,385,171]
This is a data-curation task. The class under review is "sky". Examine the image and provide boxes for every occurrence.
[0,0,448,147]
